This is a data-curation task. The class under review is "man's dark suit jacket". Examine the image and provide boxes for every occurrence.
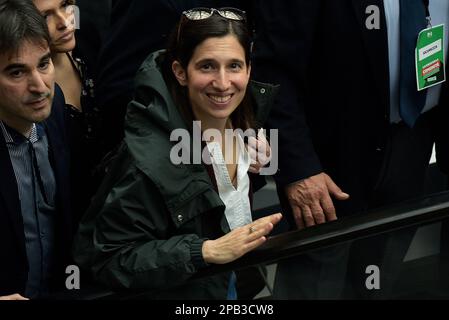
[0,85,72,297]
[252,0,449,219]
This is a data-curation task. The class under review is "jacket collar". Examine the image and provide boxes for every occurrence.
[0,92,71,263]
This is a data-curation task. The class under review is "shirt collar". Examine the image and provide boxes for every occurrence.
[0,121,44,145]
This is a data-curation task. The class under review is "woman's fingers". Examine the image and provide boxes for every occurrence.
[247,130,272,172]
[203,214,282,264]
[246,213,282,240]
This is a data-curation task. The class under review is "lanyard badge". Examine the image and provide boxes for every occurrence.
[415,1,446,91]
[415,24,446,91]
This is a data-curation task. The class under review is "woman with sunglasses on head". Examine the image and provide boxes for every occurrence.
[31,0,103,224]
[95,1,251,155]
[73,8,281,299]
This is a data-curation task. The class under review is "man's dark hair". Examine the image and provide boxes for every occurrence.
[0,0,50,54]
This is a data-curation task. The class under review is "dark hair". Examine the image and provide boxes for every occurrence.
[0,0,50,55]
[164,11,254,131]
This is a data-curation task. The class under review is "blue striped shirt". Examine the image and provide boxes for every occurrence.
[0,121,56,299]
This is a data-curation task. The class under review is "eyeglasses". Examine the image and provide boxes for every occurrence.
[177,7,246,43]
[182,7,246,21]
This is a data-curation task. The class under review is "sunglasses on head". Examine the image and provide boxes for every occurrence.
[182,7,246,21]
[177,7,246,43]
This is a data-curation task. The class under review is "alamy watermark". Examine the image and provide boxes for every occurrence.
[365,265,380,290]
[63,5,81,30]
[65,265,80,290]
[365,5,380,30]
[170,121,279,176]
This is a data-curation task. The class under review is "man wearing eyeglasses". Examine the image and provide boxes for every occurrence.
[253,0,449,299]
[0,0,71,300]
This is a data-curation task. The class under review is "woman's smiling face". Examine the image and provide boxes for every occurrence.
[173,34,251,126]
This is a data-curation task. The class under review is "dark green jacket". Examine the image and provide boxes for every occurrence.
[73,50,279,299]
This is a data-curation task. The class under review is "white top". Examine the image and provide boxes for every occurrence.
[206,134,252,230]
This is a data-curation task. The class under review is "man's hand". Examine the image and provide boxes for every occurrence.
[285,173,349,229]
[0,293,29,300]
